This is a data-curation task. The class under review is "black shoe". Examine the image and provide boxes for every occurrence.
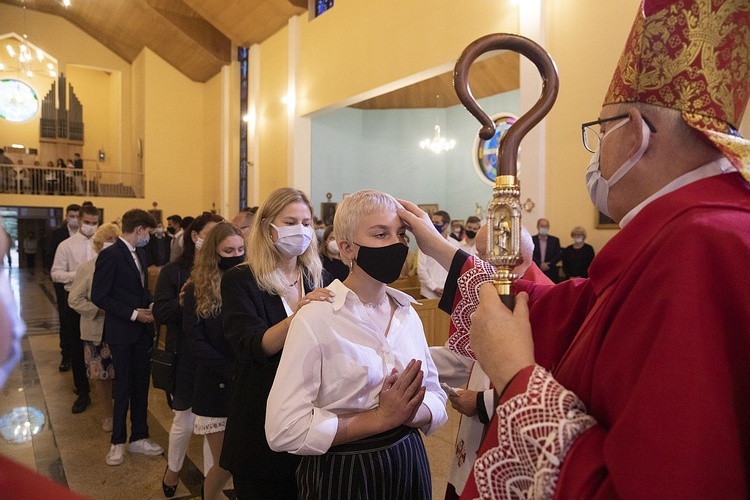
[162,466,178,498]
[71,393,91,414]
[59,360,71,372]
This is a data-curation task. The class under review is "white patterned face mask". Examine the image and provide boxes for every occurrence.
[271,224,313,257]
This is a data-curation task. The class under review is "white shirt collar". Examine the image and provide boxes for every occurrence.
[119,236,136,252]
[328,279,418,312]
[619,157,733,228]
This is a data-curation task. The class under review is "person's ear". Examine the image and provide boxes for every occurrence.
[338,240,356,264]
[191,230,199,243]
[625,107,647,157]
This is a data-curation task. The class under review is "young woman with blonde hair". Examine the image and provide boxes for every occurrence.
[220,187,333,499]
[68,222,121,432]
[183,222,244,500]
[266,189,447,499]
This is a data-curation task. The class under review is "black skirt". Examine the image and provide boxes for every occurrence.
[296,426,431,500]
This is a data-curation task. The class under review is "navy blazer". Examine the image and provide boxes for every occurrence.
[92,238,152,345]
[532,234,563,283]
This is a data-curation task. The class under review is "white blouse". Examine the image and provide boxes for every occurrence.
[265,279,448,456]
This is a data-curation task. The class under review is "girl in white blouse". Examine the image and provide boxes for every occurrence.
[266,189,447,500]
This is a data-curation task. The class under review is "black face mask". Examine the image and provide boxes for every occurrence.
[218,255,244,271]
[465,230,477,239]
[167,226,176,235]
[354,242,408,284]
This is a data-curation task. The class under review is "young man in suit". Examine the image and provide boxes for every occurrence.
[92,209,162,466]
[531,218,562,283]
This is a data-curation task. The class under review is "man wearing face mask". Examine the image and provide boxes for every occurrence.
[145,222,171,267]
[417,209,459,299]
[458,216,481,256]
[402,1,750,497]
[92,209,163,466]
[52,204,100,414]
[531,218,561,283]
[46,203,81,372]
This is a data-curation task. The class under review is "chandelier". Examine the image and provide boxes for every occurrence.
[419,95,456,154]
[0,3,58,80]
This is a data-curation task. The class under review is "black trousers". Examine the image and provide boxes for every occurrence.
[109,330,152,445]
[296,426,432,500]
[54,282,72,359]
[59,290,89,395]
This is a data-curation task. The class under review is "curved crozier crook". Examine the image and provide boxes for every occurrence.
[453,34,559,178]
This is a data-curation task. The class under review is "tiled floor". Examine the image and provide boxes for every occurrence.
[1,267,459,499]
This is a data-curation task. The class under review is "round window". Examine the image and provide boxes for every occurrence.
[0,79,39,123]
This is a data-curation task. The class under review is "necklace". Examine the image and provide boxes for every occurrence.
[362,296,389,308]
[280,271,300,287]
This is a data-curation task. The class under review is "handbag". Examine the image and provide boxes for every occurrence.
[150,322,176,394]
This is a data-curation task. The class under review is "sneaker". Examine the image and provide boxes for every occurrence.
[105,444,125,466]
[71,393,91,414]
[128,438,163,456]
[101,417,113,432]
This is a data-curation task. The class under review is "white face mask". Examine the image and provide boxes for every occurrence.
[195,237,204,251]
[586,118,651,218]
[67,217,80,230]
[573,237,584,245]
[538,227,549,236]
[271,223,313,257]
[327,240,339,255]
[136,232,150,248]
[79,223,97,238]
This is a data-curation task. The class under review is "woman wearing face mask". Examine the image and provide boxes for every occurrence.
[561,226,595,279]
[319,225,349,281]
[220,187,333,499]
[266,189,447,499]
[183,222,244,500]
[68,223,121,433]
[154,212,223,497]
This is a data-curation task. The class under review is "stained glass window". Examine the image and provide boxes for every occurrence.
[0,79,39,123]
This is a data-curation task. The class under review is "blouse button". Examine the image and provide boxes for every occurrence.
[219,383,225,389]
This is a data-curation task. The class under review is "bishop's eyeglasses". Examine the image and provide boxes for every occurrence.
[581,114,657,153]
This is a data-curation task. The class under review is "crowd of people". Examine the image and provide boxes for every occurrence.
[0,151,86,195]
[1,0,749,498]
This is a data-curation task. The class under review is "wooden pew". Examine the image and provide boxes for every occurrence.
[412,298,451,347]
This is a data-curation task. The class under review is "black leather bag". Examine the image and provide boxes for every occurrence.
[150,323,175,393]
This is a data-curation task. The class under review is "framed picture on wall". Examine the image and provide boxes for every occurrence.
[418,204,439,218]
[596,210,618,229]
[320,202,337,226]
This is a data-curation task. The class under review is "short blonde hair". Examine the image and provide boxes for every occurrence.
[247,187,324,297]
[570,226,587,239]
[92,223,121,253]
[333,190,402,246]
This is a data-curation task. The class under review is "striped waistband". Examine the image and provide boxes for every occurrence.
[326,425,414,455]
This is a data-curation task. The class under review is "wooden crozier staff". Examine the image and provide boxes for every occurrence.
[454,34,559,309]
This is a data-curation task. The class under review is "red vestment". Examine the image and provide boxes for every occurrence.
[455,173,750,498]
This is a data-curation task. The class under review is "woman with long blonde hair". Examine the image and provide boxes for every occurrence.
[183,222,244,500]
[220,187,333,499]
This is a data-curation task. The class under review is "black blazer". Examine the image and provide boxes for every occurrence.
[153,261,193,409]
[532,234,562,282]
[92,238,152,345]
[219,264,329,490]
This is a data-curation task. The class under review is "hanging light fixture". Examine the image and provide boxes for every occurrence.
[0,2,58,80]
[420,94,456,154]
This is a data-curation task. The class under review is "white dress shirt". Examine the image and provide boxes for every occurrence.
[266,279,448,456]
[417,236,460,299]
[51,232,96,291]
[120,236,145,321]
[459,239,477,256]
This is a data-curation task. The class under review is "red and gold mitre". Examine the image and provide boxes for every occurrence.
[604,0,750,180]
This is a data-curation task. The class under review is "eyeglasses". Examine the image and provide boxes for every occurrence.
[581,114,657,153]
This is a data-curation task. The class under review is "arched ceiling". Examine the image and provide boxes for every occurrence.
[0,0,519,107]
